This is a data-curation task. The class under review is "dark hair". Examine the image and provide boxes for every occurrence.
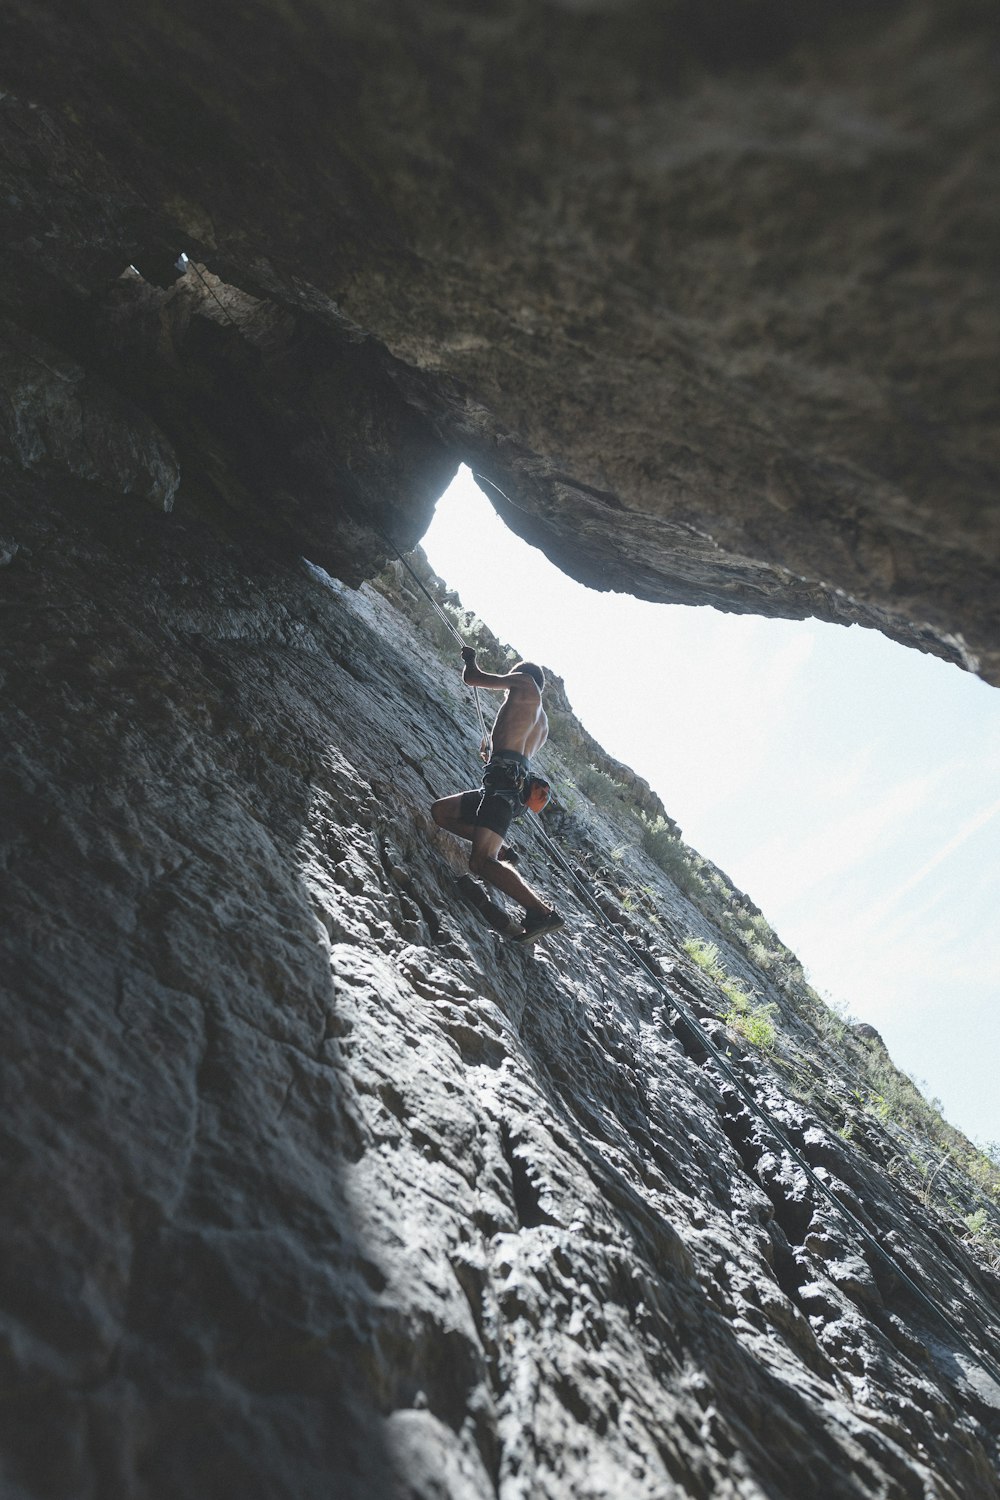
[513,661,545,691]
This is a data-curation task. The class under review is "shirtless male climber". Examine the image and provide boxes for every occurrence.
[431,649,565,941]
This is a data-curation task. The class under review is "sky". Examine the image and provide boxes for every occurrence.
[421,466,1000,1150]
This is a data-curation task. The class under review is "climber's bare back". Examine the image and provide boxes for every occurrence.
[490,678,548,759]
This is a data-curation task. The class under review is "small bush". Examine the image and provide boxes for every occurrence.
[726,1001,778,1051]
[643,817,708,898]
[683,937,725,981]
[812,994,852,1046]
[574,763,625,808]
[717,973,778,1051]
[641,814,680,863]
[682,936,779,1051]
[745,937,776,971]
[961,1210,1000,1269]
[720,976,752,1010]
[554,778,580,815]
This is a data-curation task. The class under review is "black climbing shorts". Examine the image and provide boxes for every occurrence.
[459,752,529,839]
[459,787,519,839]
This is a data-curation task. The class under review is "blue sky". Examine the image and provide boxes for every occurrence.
[422,467,1000,1149]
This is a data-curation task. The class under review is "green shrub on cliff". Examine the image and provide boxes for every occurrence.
[574,762,626,807]
[684,938,779,1052]
[683,937,725,980]
[642,816,708,898]
[725,997,779,1051]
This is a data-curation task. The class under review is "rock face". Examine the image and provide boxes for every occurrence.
[3,478,1000,1499]
[1,1,999,677]
[3,4,1000,1496]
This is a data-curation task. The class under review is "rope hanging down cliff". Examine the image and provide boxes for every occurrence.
[390,538,1000,1397]
[376,531,491,755]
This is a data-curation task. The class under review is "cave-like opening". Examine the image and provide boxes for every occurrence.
[418,465,1000,1150]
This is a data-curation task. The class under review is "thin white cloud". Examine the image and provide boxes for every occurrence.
[858,792,1000,932]
[739,769,939,913]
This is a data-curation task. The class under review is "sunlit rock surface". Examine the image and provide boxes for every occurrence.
[0,0,998,676]
[2,480,999,1498]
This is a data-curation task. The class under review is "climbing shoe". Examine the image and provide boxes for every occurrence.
[518,906,565,943]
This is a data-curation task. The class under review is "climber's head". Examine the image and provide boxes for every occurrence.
[512,662,545,691]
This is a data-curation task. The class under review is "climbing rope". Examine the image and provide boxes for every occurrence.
[175,251,243,329]
[375,532,490,755]
[168,255,487,760]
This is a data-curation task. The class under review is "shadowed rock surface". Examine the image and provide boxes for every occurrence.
[0,0,998,676]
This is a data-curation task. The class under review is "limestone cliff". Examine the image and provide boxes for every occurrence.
[2,476,999,1499]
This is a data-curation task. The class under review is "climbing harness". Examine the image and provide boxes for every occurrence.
[482,752,527,795]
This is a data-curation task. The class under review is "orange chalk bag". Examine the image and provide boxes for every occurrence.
[522,776,551,813]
